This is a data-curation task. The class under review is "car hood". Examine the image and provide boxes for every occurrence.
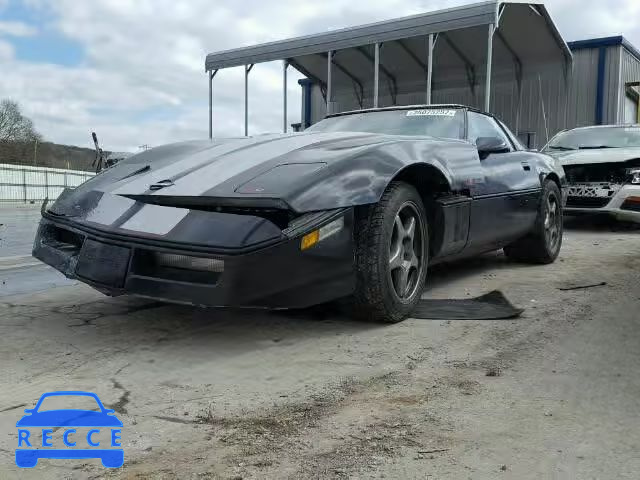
[16,410,123,427]
[42,131,465,248]
[48,131,458,216]
[546,147,640,166]
[73,132,412,198]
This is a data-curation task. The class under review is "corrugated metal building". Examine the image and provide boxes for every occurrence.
[299,35,640,148]
[204,1,640,149]
[566,36,640,127]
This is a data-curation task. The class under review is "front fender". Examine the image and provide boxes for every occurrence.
[285,139,472,212]
[534,152,567,187]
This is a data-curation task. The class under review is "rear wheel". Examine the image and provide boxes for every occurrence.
[504,179,563,264]
[351,181,428,323]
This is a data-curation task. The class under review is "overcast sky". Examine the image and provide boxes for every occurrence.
[0,0,638,151]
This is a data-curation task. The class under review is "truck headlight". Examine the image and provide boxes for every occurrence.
[627,167,640,184]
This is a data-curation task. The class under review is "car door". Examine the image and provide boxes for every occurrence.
[465,111,540,250]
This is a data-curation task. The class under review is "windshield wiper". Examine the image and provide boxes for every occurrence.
[578,145,617,149]
[547,146,575,151]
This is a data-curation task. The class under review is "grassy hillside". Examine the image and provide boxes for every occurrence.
[0,140,112,172]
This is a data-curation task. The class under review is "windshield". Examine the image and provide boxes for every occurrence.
[544,126,640,151]
[307,108,465,140]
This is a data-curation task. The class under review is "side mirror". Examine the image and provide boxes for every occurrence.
[476,136,510,157]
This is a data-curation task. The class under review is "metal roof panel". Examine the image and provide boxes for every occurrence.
[205,1,500,70]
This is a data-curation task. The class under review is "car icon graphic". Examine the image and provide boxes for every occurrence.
[15,391,123,468]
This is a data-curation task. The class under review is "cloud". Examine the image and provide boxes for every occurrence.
[0,39,14,60]
[0,20,38,37]
[0,0,638,152]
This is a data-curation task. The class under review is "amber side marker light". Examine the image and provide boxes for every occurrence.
[300,230,320,250]
[300,217,344,251]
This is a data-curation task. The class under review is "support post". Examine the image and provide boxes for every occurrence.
[327,51,333,115]
[22,169,27,204]
[485,24,495,112]
[209,70,219,139]
[427,34,435,104]
[283,60,288,133]
[244,64,254,136]
[515,80,523,135]
[374,43,380,107]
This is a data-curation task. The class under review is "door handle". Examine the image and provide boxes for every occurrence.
[521,163,531,171]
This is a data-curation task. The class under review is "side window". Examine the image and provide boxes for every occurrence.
[467,112,512,150]
[498,120,525,150]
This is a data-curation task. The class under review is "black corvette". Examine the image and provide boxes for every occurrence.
[33,105,566,322]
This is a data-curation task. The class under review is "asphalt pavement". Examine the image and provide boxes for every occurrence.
[0,204,76,297]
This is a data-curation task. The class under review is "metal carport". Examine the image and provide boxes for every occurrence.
[204,0,572,139]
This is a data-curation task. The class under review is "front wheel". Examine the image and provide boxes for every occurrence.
[504,179,563,264]
[351,181,428,323]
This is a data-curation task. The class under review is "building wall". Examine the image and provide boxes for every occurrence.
[306,65,571,149]
[602,45,622,125]
[618,47,640,123]
[302,42,640,147]
[565,47,599,128]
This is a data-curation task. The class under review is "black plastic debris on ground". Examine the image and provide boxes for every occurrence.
[411,290,523,320]
[557,281,607,291]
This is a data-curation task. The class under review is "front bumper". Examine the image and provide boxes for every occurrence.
[565,183,640,223]
[33,210,356,309]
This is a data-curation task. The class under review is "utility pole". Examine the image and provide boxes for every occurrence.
[33,138,38,165]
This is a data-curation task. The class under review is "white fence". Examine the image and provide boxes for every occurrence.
[0,163,94,203]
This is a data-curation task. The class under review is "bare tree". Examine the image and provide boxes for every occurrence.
[0,99,42,142]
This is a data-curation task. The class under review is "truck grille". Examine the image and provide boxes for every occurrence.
[566,196,611,208]
[563,163,627,183]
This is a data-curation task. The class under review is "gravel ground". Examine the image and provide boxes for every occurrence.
[0,214,638,479]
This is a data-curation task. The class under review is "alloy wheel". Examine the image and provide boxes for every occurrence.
[388,202,425,301]
[544,191,561,252]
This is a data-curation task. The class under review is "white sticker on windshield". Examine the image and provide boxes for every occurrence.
[406,109,457,117]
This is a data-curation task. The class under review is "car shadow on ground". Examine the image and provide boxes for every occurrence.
[21,292,385,358]
[4,250,526,357]
[563,214,640,233]
[45,253,512,350]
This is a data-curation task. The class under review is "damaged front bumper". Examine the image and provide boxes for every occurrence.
[565,182,640,223]
[33,207,356,309]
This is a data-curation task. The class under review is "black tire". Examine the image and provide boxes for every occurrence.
[350,181,429,323]
[504,179,563,264]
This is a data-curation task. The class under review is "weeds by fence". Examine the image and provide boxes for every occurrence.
[0,140,101,172]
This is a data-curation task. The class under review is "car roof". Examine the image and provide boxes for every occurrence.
[326,104,485,118]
